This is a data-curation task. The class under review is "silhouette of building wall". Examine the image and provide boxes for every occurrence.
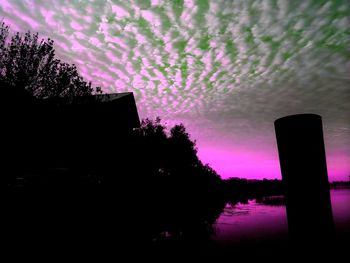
[274,114,334,247]
[2,91,140,178]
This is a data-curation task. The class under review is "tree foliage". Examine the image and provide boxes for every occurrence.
[0,22,101,99]
[132,117,224,240]
[135,117,221,182]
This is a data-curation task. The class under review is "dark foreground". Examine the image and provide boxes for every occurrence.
[3,176,349,261]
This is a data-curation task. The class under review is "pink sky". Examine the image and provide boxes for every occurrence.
[197,144,350,182]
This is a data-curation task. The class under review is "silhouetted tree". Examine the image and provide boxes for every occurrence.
[130,118,225,241]
[169,124,199,171]
[0,22,101,99]
[0,22,103,190]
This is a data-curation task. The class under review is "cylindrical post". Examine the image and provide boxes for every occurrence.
[274,114,334,245]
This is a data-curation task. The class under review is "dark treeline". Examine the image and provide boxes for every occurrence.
[330,180,350,189]
[223,177,285,205]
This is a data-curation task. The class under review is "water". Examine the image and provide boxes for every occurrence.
[213,189,350,245]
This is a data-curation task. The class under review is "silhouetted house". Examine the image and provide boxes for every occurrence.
[44,92,141,174]
[2,89,140,178]
[52,92,140,133]
[1,84,40,182]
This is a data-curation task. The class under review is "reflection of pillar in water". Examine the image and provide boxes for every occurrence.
[274,114,334,245]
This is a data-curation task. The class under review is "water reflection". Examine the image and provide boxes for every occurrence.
[214,199,288,245]
[331,189,350,236]
[213,189,350,246]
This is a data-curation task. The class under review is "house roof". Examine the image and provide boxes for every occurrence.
[94,92,133,102]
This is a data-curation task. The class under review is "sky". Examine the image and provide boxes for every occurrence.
[1,0,349,181]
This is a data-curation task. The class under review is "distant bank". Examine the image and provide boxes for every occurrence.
[223,177,350,204]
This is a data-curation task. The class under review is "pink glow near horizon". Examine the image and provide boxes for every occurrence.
[198,146,282,180]
[197,144,350,181]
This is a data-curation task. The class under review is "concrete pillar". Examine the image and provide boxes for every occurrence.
[274,114,334,246]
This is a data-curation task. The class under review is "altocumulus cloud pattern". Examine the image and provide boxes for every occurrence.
[1,0,349,179]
